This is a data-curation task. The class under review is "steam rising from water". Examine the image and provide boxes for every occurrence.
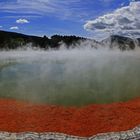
[0,48,140,106]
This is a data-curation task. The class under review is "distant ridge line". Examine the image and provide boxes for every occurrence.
[0,30,140,50]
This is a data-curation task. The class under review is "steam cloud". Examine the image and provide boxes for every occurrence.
[0,45,140,106]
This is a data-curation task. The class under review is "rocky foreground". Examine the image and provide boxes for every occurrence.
[0,125,140,140]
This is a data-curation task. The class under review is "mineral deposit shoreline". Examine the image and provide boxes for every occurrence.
[0,125,140,140]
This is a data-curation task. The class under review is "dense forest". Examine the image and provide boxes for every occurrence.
[0,30,140,50]
[0,30,87,50]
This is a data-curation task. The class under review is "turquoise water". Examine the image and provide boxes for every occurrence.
[0,49,140,106]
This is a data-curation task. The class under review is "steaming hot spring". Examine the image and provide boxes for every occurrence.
[1,48,140,137]
[0,49,140,105]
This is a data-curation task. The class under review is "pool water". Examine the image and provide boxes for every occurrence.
[0,49,140,106]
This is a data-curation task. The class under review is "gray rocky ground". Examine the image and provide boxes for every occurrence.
[0,125,140,140]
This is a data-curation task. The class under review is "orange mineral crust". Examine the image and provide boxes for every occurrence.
[0,98,140,137]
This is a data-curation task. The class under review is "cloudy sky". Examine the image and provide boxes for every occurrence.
[0,0,139,39]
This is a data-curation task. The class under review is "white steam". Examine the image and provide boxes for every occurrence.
[0,47,140,106]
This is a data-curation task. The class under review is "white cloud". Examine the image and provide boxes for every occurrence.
[84,1,140,38]
[100,0,114,2]
[0,0,92,20]
[0,26,2,28]
[16,18,29,24]
[0,0,67,15]
[10,26,19,30]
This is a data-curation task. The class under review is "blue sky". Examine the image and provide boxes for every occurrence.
[0,0,139,39]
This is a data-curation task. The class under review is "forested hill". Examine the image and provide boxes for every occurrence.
[0,30,140,50]
[0,30,87,49]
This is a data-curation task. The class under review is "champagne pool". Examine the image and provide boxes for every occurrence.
[0,49,140,106]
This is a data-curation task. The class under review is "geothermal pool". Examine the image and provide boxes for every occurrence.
[0,49,140,106]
